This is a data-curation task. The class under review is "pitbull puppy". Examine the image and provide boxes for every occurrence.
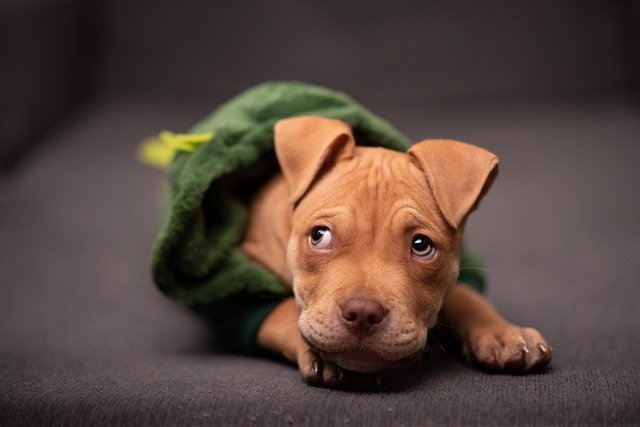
[241,116,552,388]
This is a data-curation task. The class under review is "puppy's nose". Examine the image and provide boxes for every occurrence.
[339,298,388,336]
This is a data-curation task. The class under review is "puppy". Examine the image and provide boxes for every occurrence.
[241,116,552,388]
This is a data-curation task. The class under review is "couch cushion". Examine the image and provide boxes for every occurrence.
[1,96,639,425]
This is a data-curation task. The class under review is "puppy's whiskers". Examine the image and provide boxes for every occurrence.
[275,319,299,331]
[429,331,446,352]
[435,320,463,336]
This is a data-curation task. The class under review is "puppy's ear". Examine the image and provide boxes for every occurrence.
[274,116,355,204]
[408,139,499,229]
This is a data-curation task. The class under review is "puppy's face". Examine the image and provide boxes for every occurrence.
[275,116,498,372]
[290,148,460,371]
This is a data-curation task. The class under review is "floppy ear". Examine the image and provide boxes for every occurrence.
[408,139,499,229]
[274,116,356,204]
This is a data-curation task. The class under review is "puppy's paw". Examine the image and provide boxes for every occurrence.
[296,342,324,386]
[296,342,380,389]
[464,323,553,373]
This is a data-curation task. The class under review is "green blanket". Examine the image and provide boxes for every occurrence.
[150,81,485,352]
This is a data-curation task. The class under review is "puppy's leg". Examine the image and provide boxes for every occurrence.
[257,298,380,388]
[256,298,323,385]
[440,285,553,372]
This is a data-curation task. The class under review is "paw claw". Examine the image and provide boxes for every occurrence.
[323,362,345,387]
[481,347,499,367]
[503,349,527,372]
[467,324,552,373]
[491,347,499,363]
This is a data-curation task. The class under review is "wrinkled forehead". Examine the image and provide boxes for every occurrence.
[294,147,449,233]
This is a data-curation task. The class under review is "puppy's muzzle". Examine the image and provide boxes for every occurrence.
[339,298,388,336]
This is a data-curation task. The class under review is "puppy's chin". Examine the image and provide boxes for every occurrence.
[324,349,423,373]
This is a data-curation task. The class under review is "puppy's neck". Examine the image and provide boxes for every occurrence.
[240,173,295,285]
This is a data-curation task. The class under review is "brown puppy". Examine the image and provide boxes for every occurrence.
[241,116,552,388]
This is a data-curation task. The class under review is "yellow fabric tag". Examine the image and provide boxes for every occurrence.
[138,130,214,169]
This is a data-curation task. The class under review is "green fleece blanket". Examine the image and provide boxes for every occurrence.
[150,81,485,350]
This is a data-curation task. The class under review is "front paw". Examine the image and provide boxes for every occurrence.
[296,342,380,389]
[463,323,553,373]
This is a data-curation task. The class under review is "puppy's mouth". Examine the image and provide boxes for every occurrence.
[329,349,385,367]
[321,348,423,373]
[298,309,428,372]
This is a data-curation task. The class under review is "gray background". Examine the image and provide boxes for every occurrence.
[1,1,639,425]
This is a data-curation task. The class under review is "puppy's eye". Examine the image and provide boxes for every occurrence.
[411,234,436,259]
[309,226,333,249]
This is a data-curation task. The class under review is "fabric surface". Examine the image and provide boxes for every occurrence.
[97,1,631,102]
[0,0,86,170]
[1,96,639,425]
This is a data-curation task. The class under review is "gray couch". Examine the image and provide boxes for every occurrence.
[2,1,639,425]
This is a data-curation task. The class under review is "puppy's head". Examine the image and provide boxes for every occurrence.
[274,116,498,372]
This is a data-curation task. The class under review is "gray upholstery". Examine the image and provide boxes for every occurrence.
[2,1,640,425]
[97,0,631,100]
[0,0,87,169]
